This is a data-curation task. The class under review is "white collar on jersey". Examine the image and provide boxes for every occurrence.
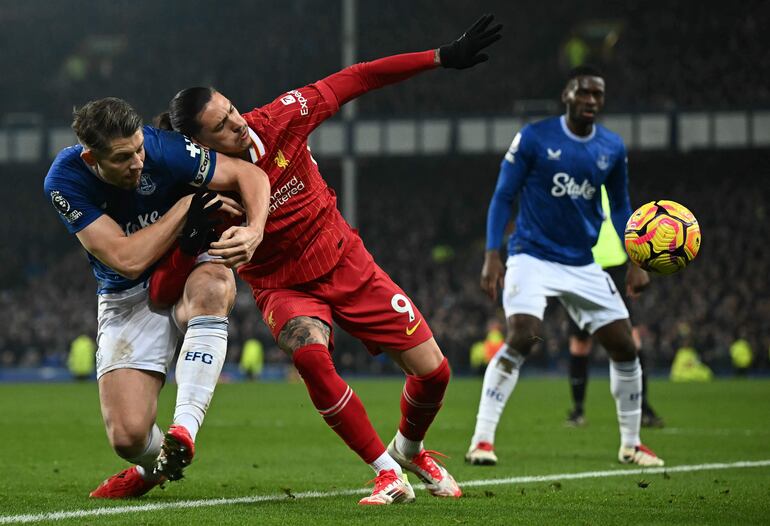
[247,127,266,162]
[560,114,596,143]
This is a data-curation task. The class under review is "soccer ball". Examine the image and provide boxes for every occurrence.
[624,200,701,274]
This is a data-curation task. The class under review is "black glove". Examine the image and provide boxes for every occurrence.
[439,14,502,70]
[179,189,223,255]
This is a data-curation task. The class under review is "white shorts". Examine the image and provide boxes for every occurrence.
[96,282,179,379]
[502,253,629,334]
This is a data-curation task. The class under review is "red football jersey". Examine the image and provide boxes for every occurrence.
[237,80,350,288]
[237,51,436,289]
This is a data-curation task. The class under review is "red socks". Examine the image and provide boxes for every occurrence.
[292,344,385,464]
[399,357,451,441]
[292,345,450,460]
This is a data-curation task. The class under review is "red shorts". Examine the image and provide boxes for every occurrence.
[250,233,433,354]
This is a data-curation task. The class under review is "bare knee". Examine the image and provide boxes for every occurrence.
[504,314,542,357]
[569,336,592,357]
[609,344,637,362]
[388,337,444,376]
[595,319,637,362]
[179,264,235,322]
[98,369,162,460]
[277,317,331,356]
[106,420,151,460]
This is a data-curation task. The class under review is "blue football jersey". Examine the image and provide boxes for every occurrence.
[487,115,632,265]
[44,126,217,294]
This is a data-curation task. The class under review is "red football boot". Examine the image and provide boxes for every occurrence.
[89,466,163,498]
[154,424,195,481]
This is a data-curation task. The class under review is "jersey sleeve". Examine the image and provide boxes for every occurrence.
[604,141,633,240]
[486,126,534,250]
[43,173,103,235]
[262,52,436,140]
[153,128,217,187]
[318,51,436,107]
[263,82,340,139]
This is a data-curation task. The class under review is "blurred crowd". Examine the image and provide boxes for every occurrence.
[0,1,768,123]
[355,150,770,374]
[2,149,768,375]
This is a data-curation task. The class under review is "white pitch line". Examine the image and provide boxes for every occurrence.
[1,459,768,524]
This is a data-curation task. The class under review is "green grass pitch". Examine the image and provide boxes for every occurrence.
[1,377,768,525]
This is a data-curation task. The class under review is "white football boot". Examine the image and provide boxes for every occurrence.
[387,439,462,498]
[618,444,665,467]
[465,441,498,466]
[358,469,415,505]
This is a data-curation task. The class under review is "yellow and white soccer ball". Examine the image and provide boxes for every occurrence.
[624,200,701,275]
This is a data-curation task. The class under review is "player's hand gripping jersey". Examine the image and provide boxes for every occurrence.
[237,51,438,288]
[44,126,216,293]
[487,116,632,265]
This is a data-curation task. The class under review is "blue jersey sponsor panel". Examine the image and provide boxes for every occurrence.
[43,126,217,294]
[487,115,631,266]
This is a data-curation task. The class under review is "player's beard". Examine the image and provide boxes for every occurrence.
[122,171,141,190]
[572,106,593,124]
[94,164,141,190]
[569,107,596,131]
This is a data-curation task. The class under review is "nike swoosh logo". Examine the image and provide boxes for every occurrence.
[405,319,422,336]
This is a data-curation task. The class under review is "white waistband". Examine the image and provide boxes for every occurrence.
[98,280,149,300]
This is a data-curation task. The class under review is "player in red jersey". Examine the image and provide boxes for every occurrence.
[153,15,501,504]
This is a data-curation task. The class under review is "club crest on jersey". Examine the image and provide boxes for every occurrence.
[597,154,610,171]
[50,190,83,223]
[547,148,562,160]
[274,149,289,169]
[136,173,156,195]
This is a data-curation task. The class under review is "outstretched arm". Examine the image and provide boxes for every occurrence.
[320,14,502,106]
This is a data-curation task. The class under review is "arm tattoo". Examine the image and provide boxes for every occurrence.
[277,316,330,353]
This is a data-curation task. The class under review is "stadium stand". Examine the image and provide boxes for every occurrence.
[0,2,767,121]
[1,1,768,374]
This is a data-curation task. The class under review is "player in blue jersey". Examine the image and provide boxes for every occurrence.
[44,97,270,497]
[466,66,664,467]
